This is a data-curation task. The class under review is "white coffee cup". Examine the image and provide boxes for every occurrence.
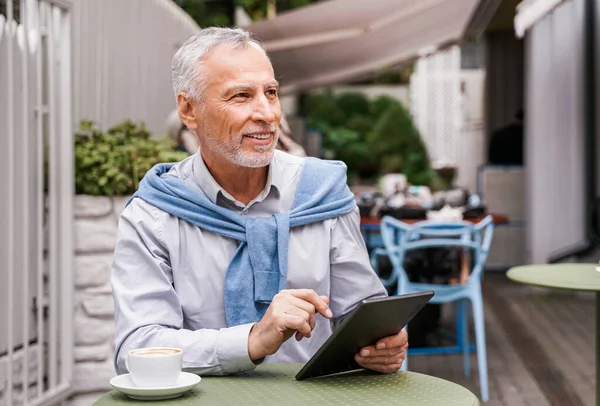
[126,347,183,388]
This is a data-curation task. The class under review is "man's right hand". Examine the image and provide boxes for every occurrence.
[248,289,332,361]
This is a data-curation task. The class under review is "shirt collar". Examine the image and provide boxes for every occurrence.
[191,151,282,206]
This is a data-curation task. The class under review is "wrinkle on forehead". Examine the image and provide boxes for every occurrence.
[204,45,276,93]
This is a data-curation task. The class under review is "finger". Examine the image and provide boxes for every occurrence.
[320,295,330,305]
[355,351,406,365]
[374,329,408,350]
[294,314,316,342]
[355,354,403,373]
[283,306,312,329]
[280,313,312,338]
[289,289,332,318]
[358,345,405,358]
[356,360,403,374]
[296,314,317,341]
[278,292,321,319]
[286,296,318,317]
[364,364,403,374]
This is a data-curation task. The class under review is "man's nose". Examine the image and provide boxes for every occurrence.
[251,95,277,123]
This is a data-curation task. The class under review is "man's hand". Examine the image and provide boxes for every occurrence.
[248,289,332,361]
[354,328,408,374]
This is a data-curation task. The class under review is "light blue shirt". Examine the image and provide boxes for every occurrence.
[111,150,387,375]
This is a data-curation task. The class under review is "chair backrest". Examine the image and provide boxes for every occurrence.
[380,215,494,285]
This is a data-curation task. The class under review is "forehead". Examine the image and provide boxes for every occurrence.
[202,43,275,88]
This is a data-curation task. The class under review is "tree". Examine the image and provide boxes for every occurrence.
[173,0,323,27]
[367,99,435,186]
[237,0,321,21]
[172,0,232,27]
[301,92,436,187]
[0,0,21,23]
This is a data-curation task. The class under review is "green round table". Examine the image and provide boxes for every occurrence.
[507,263,600,405]
[94,364,479,405]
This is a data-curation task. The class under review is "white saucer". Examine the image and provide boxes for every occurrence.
[110,372,201,401]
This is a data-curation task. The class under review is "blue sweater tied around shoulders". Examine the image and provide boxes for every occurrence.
[127,157,356,326]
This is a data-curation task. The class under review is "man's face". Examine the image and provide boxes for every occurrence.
[195,43,281,168]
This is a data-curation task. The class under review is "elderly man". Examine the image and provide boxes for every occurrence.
[111,27,408,376]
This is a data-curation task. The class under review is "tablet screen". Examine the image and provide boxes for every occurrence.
[295,291,434,380]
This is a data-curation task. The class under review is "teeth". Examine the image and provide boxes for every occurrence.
[246,134,270,139]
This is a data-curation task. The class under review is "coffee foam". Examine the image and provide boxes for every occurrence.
[132,348,181,356]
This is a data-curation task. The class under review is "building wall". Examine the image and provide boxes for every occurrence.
[482,31,527,269]
[525,0,587,263]
[71,0,199,136]
[485,31,525,141]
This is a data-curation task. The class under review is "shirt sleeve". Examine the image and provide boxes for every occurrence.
[329,206,388,328]
[111,199,257,376]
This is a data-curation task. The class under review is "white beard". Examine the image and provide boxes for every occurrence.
[202,127,279,168]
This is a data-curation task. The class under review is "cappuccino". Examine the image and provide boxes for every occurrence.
[131,348,181,356]
[127,347,183,387]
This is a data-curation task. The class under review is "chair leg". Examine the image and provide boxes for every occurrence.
[472,290,489,402]
[458,299,471,377]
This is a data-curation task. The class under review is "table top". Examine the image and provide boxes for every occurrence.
[95,364,479,406]
[360,214,509,228]
[507,263,600,291]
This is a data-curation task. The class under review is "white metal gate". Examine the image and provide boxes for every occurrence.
[410,45,463,170]
[410,45,486,192]
[0,0,74,405]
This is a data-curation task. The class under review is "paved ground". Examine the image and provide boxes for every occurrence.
[407,273,595,405]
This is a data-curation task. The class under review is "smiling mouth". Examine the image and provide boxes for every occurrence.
[244,132,273,140]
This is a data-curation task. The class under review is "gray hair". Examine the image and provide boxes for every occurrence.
[171,27,268,102]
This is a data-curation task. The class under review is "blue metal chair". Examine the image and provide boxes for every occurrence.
[378,215,494,402]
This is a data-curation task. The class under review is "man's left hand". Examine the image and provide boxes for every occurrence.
[354,328,408,374]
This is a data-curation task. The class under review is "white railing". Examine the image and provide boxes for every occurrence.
[0,0,74,405]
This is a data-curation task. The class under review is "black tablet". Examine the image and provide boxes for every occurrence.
[295,291,434,380]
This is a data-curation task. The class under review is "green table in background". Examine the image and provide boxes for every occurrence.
[507,263,600,406]
[95,364,479,405]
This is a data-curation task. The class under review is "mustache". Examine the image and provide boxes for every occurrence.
[241,126,278,136]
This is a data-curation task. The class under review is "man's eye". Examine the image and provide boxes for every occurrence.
[266,89,278,97]
[234,93,250,99]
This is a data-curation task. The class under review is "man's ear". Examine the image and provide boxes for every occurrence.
[176,93,199,132]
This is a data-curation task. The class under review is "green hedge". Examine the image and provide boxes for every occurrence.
[74,120,188,196]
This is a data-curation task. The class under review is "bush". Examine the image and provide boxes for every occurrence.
[74,120,189,196]
[301,90,346,127]
[301,91,436,187]
[368,102,435,186]
[336,93,371,118]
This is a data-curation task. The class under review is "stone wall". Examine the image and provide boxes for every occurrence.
[68,195,128,406]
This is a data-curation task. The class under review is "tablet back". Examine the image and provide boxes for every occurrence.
[295,291,434,380]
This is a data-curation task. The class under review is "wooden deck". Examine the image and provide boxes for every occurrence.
[407,273,595,405]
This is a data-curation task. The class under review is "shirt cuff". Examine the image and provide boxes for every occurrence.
[216,323,258,373]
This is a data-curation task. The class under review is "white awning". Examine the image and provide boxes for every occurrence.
[246,0,500,94]
[514,0,567,37]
